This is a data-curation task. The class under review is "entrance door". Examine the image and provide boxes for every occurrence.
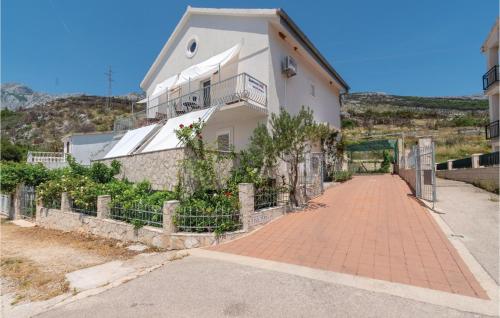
[202,80,211,107]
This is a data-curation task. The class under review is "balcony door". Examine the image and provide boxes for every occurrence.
[202,79,211,107]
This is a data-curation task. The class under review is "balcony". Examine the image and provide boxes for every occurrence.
[27,152,68,169]
[485,120,499,140]
[114,73,267,132]
[483,65,499,91]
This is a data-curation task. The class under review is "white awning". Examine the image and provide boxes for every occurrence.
[174,43,241,87]
[145,44,241,104]
[141,107,217,153]
[104,124,158,159]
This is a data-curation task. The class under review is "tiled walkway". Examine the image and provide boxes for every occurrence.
[210,174,488,299]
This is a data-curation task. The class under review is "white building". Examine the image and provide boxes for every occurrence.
[27,131,119,169]
[62,132,119,165]
[103,7,349,189]
[481,18,499,151]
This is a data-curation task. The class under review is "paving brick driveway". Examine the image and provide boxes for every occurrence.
[211,174,487,299]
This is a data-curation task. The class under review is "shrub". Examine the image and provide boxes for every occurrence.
[332,171,352,182]
[341,119,357,129]
[0,162,50,193]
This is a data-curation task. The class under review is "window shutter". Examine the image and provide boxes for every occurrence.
[217,133,230,152]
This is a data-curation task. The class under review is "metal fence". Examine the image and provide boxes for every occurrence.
[20,185,36,220]
[483,64,499,90]
[254,186,289,211]
[452,157,472,169]
[173,205,241,233]
[44,197,61,209]
[0,193,11,217]
[479,151,499,167]
[70,199,97,217]
[414,143,436,203]
[297,152,324,201]
[485,120,499,140]
[436,162,448,171]
[114,72,268,132]
[110,203,163,228]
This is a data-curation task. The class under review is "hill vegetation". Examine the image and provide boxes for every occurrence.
[342,93,490,162]
[1,95,141,156]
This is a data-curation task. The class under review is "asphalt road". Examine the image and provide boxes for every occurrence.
[36,256,489,318]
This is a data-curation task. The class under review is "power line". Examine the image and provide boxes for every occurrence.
[104,66,114,110]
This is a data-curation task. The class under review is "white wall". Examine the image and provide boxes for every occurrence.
[66,133,116,165]
[267,24,341,130]
[202,107,267,152]
[145,14,271,96]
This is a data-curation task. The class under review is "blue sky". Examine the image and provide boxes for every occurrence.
[1,0,498,96]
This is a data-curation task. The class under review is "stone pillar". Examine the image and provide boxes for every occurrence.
[12,184,22,220]
[238,183,254,231]
[471,153,482,168]
[35,197,43,221]
[163,200,179,235]
[61,192,71,212]
[447,160,453,170]
[97,195,111,219]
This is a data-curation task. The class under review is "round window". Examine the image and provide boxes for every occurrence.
[186,37,198,57]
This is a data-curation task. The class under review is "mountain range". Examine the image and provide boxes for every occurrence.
[1,83,143,110]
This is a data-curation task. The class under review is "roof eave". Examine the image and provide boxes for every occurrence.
[276,8,350,92]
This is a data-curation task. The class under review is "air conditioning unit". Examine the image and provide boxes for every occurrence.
[282,56,297,77]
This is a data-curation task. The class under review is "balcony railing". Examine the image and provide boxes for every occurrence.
[485,120,499,140]
[483,65,499,90]
[114,73,267,132]
[27,151,68,169]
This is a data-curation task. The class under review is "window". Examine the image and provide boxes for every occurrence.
[216,129,232,152]
[186,37,198,58]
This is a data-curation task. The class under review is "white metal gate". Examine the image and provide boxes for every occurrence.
[414,143,436,204]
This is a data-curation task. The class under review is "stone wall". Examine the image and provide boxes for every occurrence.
[33,183,287,250]
[99,148,186,191]
[36,207,167,248]
[99,148,237,191]
[399,168,416,193]
[437,166,499,188]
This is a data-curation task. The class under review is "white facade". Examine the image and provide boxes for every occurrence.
[133,7,349,150]
[63,132,118,165]
[481,19,499,151]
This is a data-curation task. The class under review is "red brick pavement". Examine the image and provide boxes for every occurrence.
[209,174,488,299]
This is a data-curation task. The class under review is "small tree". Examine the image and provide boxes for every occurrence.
[269,106,325,206]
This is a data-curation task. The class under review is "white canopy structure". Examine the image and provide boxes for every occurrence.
[104,124,158,159]
[138,43,241,104]
[175,43,241,87]
[141,106,217,153]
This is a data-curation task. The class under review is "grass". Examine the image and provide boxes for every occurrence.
[472,179,499,194]
[1,257,69,304]
[1,221,143,304]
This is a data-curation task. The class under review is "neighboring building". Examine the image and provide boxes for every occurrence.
[27,131,119,168]
[103,7,349,189]
[481,18,499,151]
[62,132,119,165]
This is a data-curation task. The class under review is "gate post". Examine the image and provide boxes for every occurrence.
[13,184,22,220]
[61,192,71,212]
[163,200,179,235]
[97,195,111,219]
[238,183,254,231]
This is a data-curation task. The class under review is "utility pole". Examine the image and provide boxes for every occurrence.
[104,66,114,111]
